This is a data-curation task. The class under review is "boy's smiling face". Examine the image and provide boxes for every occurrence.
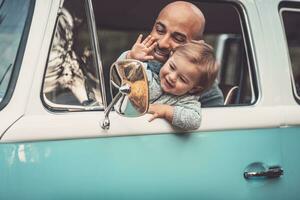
[159,54,202,96]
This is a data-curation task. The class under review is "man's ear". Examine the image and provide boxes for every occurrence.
[189,86,203,94]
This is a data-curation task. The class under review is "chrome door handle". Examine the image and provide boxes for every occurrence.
[244,165,283,179]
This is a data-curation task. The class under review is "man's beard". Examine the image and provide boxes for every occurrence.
[153,45,170,63]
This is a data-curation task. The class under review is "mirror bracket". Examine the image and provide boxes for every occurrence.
[101,92,122,130]
[101,116,110,130]
[119,84,131,94]
[101,83,131,130]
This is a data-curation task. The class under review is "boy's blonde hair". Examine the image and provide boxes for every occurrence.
[173,40,219,94]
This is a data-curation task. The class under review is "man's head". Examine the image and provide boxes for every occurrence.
[159,41,218,96]
[150,1,205,63]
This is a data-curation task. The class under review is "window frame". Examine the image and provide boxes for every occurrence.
[0,0,36,111]
[40,0,106,112]
[233,2,259,106]
[279,6,300,103]
[97,1,259,107]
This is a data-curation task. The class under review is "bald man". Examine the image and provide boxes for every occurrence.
[127,1,224,106]
[148,1,224,106]
[150,1,205,63]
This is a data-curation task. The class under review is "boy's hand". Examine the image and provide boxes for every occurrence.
[127,34,157,61]
[148,104,174,123]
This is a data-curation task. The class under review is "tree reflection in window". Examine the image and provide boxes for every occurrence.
[43,0,103,109]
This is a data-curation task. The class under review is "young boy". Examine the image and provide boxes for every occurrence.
[119,35,219,130]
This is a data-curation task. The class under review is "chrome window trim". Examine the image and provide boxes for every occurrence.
[42,93,103,111]
[235,1,260,105]
[279,7,300,102]
[86,0,107,108]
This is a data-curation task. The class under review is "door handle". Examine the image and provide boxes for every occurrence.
[244,165,283,179]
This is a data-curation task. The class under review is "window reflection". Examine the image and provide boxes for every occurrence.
[0,0,31,104]
[43,0,103,110]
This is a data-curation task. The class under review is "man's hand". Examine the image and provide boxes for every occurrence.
[127,34,157,61]
[148,104,174,123]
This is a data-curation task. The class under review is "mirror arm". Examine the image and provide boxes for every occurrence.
[101,92,123,130]
[101,83,131,129]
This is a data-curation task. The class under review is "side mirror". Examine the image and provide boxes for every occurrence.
[101,59,149,130]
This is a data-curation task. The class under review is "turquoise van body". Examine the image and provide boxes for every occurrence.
[1,128,300,199]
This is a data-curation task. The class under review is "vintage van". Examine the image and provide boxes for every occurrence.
[1,0,300,199]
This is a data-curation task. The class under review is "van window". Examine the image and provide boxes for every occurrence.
[0,0,32,109]
[280,7,300,102]
[93,1,258,107]
[42,0,104,111]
